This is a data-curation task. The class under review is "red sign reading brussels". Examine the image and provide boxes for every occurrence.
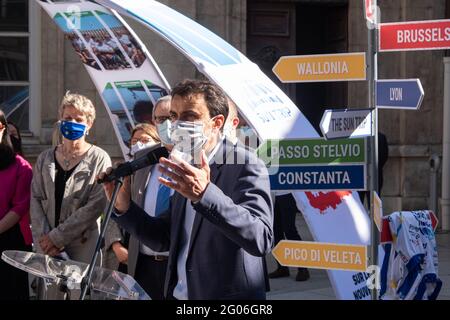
[379,19,450,52]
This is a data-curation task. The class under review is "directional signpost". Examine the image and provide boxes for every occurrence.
[365,0,377,25]
[267,0,444,301]
[272,240,367,272]
[272,52,367,83]
[320,109,373,140]
[376,79,424,110]
[257,138,367,191]
[379,19,450,52]
[367,0,379,300]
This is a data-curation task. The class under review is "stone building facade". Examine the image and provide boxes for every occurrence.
[2,0,448,216]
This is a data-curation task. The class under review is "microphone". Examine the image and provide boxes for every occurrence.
[98,143,169,184]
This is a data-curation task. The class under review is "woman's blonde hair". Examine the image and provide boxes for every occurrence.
[58,91,96,124]
[130,123,161,145]
[52,121,62,146]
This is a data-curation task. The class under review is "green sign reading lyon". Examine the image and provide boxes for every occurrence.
[257,138,366,165]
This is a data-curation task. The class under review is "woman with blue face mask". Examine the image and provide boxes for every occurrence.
[30,92,112,300]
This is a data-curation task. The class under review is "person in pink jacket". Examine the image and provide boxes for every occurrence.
[0,109,33,300]
[8,121,33,248]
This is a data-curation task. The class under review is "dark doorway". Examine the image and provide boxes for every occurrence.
[247,1,349,133]
[295,3,348,132]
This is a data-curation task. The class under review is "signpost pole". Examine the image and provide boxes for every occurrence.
[367,0,379,301]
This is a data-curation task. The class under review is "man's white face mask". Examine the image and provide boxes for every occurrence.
[170,120,208,165]
[156,120,173,146]
[170,116,222,166]
[130,141,157,157]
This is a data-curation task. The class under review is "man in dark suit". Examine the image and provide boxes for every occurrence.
[100,79,273,300]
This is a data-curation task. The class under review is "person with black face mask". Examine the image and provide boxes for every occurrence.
[0,109,33,300]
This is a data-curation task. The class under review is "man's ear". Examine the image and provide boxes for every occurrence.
[212,115,225,131]
[232,118,240,129]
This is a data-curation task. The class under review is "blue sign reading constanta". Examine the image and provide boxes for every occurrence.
[270,165,366,191]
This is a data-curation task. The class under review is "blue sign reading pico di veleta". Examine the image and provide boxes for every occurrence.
[270,165,366,191]
[376,79,424,110]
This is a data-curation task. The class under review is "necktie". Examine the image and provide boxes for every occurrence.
[155,182,171,216]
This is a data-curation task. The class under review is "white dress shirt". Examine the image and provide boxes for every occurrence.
[173,140,223,300]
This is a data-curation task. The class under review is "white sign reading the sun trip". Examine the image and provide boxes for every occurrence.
[320,109,373,139]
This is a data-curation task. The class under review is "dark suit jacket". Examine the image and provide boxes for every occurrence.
[114,139,274,300]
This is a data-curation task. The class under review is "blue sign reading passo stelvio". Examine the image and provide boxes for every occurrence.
[269,165,366,191]
[376,79,424,110]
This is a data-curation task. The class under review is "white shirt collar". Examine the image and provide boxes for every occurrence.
[206,137,224,163]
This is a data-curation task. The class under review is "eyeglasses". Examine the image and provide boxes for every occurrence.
[154,115,175,124]
[130,137,153,145]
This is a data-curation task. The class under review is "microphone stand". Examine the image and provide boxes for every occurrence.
[79,177,124,300]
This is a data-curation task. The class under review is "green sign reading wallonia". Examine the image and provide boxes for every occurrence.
[257,138,366,165]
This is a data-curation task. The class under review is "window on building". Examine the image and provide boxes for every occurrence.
[0,0,30,132]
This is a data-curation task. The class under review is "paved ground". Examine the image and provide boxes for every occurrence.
[25,212,448,300]
[266,214,450,300]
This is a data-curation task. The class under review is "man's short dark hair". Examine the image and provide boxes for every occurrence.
[133,100,154,124]
[171,79,229,120]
